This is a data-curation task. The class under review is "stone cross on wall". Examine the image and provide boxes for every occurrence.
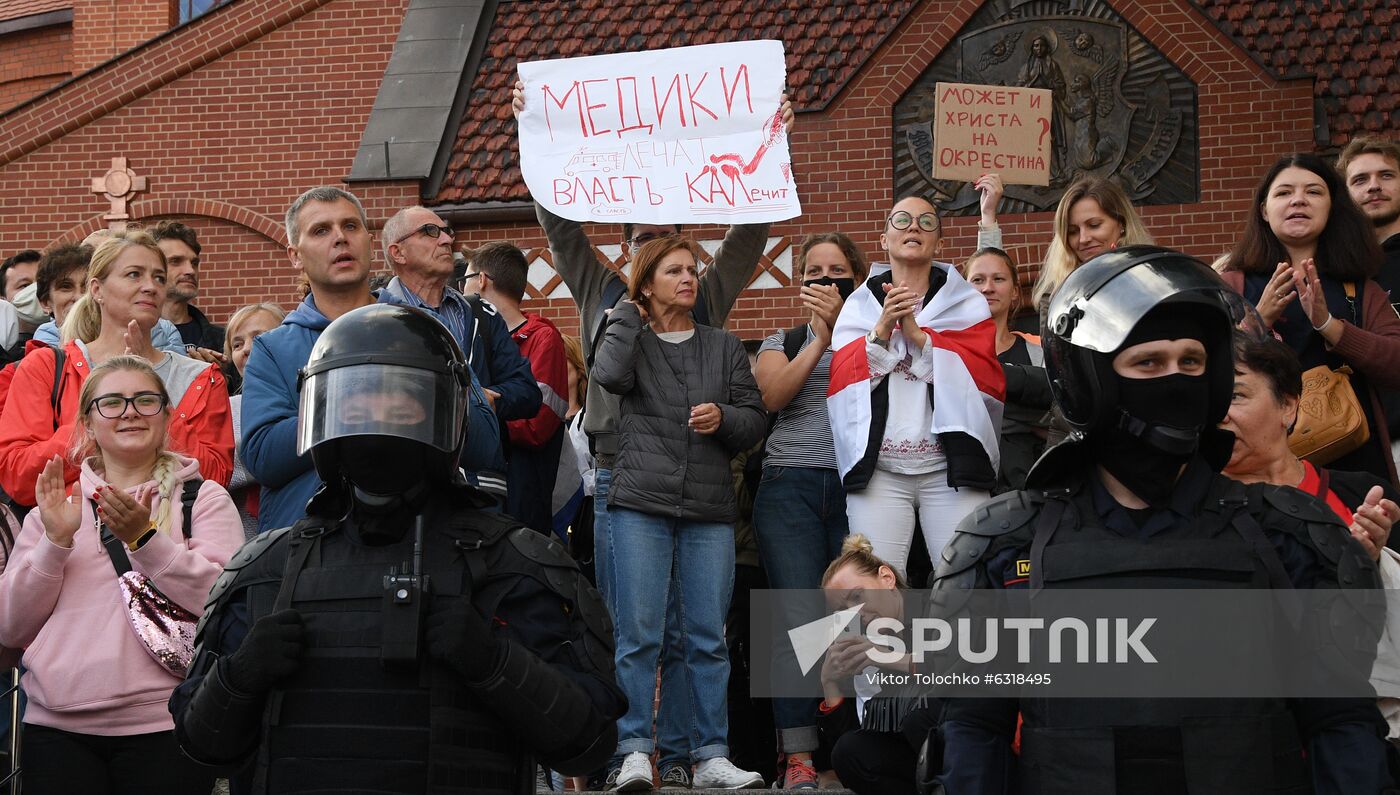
[90,157,148,230]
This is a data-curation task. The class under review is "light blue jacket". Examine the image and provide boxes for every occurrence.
[240,295,502,533]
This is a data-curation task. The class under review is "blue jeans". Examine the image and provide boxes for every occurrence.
[657,562,691,770]
[595,473,693,769]
[593,468,616,619]
[752,466,849,753]
[610,506,735,763]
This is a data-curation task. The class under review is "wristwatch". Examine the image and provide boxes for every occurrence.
[866,330,890,349]
[126,523,158,552]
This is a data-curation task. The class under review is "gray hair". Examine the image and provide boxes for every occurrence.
[381,205,431,264]
[285,186,367,246]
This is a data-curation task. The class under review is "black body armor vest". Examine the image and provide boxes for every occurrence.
[254,512,529,795]
[1015,475,1310,795]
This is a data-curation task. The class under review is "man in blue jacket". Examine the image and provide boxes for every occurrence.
[242,187,501,533]
[379,204,541,499]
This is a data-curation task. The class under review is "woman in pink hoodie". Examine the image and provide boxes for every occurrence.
[0,355,243,794]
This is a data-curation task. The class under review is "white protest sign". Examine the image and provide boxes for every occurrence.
[517,40,800,225]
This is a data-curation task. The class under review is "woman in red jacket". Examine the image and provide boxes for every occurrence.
[1219,153,1400,485]
[0,231,232,507]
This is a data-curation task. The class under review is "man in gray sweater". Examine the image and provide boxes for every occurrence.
[514,83,794,789]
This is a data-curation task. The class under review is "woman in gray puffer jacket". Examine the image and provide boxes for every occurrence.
[592,234,767,789]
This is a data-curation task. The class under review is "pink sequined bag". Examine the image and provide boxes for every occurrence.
[94,480,202,677]
[111,570,197,677]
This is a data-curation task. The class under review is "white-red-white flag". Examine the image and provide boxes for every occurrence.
[826,263,1005,481]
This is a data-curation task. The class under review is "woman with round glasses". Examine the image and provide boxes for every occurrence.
[828,195,1005,578]
[0,231,234,509]
[0,355,242,794]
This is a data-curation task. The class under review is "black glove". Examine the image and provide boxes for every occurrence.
[224,609,305,694]
[426,597,501,683]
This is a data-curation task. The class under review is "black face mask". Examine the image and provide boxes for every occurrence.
[339,436,432,498]
[803,276,856,301]
[337,436,438,543]
[1093,373,1211,508]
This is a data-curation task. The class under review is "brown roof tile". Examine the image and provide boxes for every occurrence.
[1193,0,1400,145]
[432,0,916,205]
[0,0,69,24]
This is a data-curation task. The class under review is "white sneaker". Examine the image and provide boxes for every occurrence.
[615,752,654,791]
[692,757,764,789]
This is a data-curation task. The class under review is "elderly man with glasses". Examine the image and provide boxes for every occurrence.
[378,205,541,501]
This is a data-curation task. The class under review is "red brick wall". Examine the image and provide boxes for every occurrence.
[0,0,418,325]
[0,23,73,111]
[72,0,175,73]
[0,0,1322,341]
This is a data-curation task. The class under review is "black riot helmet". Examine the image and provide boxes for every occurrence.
[297,304,472,495]
[1043,245,1239,441]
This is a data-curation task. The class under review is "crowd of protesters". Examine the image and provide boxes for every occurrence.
[0,124,1399,794]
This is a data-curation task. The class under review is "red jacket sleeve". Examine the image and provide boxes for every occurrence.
[0,345,82,506]
[168,364,235,487]
[506,322,568,449]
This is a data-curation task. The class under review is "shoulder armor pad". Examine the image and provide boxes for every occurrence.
[931,489,1045,589]
[453,509,518,547]
[958,489,1046,538]
[502,527,615,674]
[1256,482,1347,528]
[195,528,291,641]
[1252,483,1350,567]
[1249,482,1380,588]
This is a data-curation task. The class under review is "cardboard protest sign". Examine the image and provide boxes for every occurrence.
[932,82,1052,186]
[517,40,800,225]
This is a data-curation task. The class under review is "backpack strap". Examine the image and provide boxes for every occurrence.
[50,344,65,432]
[95,503,135,576]
[782,324,807,361]
[179,478,202,541]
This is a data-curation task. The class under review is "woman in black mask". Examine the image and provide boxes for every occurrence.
[751,231,868,788]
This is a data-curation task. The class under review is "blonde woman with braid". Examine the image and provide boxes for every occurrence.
[0,230,234,511]
[0,356,243,794]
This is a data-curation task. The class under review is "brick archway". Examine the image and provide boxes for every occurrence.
[53,199,286,246]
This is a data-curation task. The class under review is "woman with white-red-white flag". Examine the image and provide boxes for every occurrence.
[827,195,1005,578]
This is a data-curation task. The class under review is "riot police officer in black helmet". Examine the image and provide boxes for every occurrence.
[919,246,1393,794]
[170,304,625,794]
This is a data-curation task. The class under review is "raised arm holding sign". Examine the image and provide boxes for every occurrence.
[517,40,801,225]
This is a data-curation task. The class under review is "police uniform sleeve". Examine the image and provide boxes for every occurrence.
[467,527,626,775]
[1253,485,1397,794]
[170,529,289,768]
[919,491,1040,795]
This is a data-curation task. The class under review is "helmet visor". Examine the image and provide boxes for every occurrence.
[1048,260,1234,354]
[297,363,465,455]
